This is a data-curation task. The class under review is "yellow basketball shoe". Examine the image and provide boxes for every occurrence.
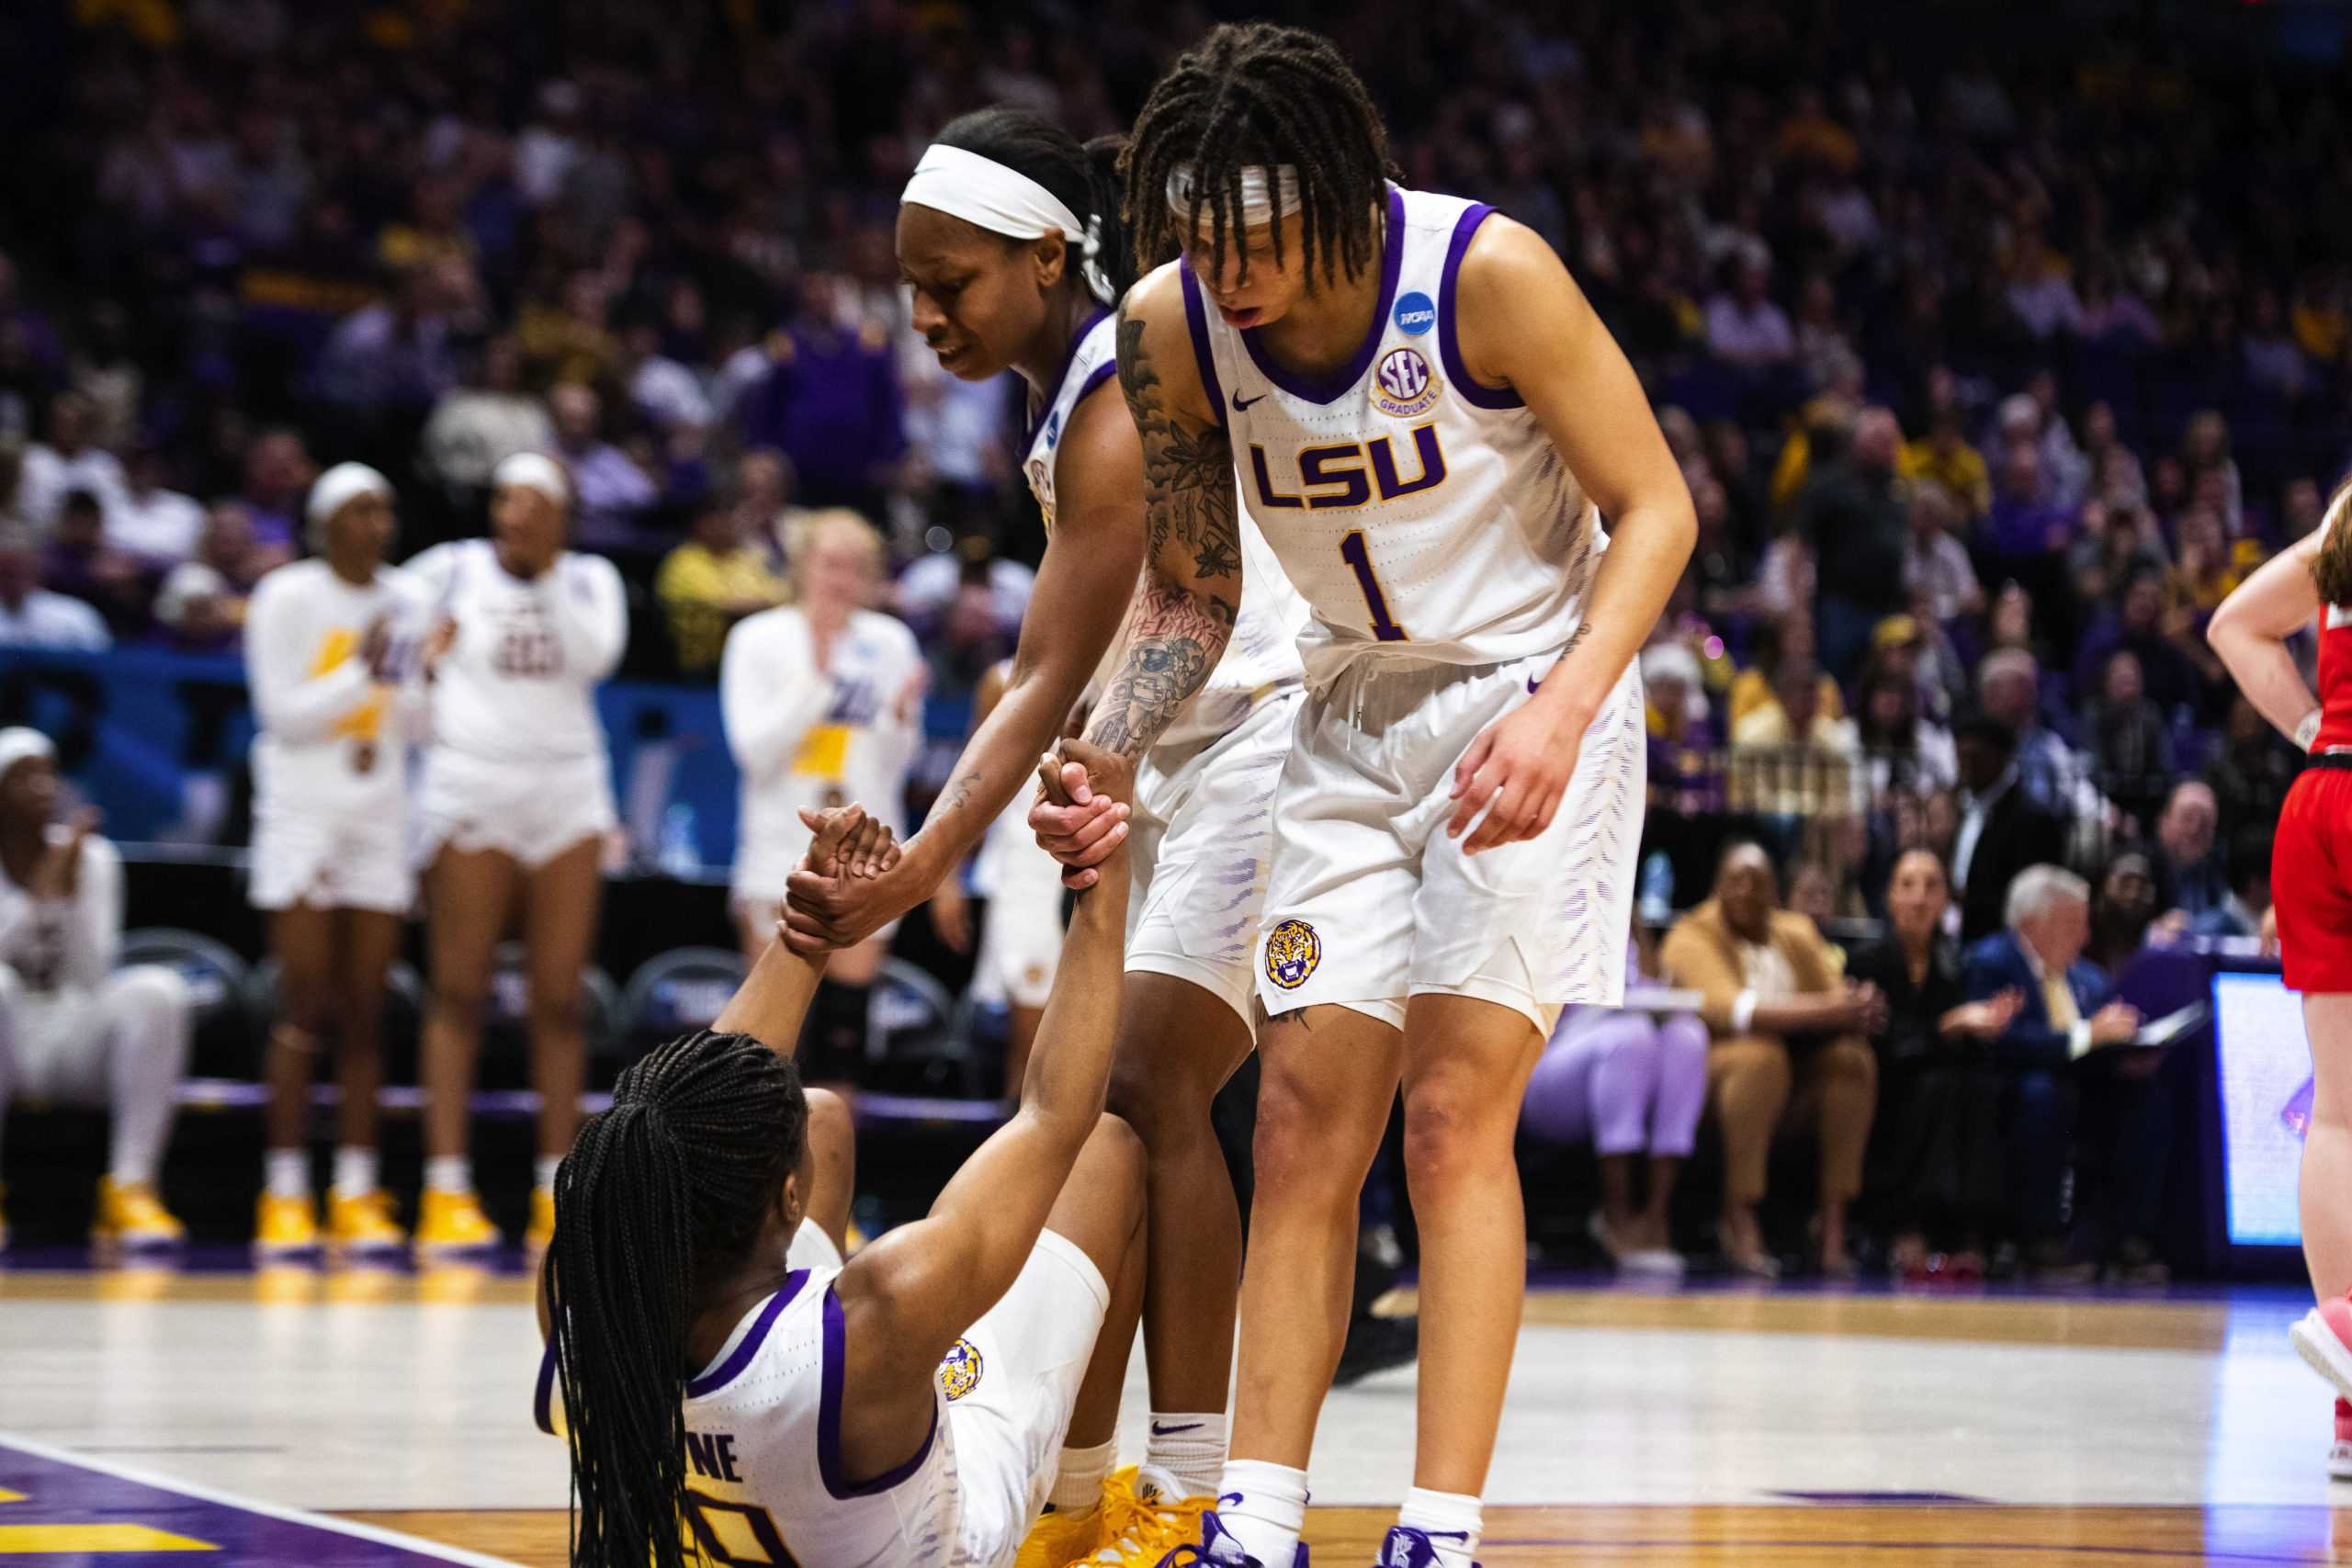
[525,1187,556,1254]
[254,1192,321,1256]
[1081,1467,1218,1566]
[414,1189,501,1254]
[93,1178,186,1249]
[1012,1497,1109,1568]
[326,1190,408,1255]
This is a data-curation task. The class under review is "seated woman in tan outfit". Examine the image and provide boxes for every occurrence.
[1661,841,1885,1280]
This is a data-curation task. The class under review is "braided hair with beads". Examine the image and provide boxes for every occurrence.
[1121,21,1397,289]
[543,1029,808,1568]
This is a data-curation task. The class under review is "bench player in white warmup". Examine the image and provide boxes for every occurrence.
[535,775,1185,1568]
[1031,25,1696,1568]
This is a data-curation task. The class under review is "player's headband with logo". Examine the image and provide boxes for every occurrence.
[493,451,571,508]
[901,145,1114,305]
[1165,164,1303,231]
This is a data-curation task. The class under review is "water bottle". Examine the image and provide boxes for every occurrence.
[658,803,701,879]
[1638,851,1675,926]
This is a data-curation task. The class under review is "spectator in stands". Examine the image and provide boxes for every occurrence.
[1849,849,2022,1280]
[2068,499,2165,608]
[2191,826,2273,942]
[1951,714,2068,943]
[154,502,266,652]
[547,381,658,552]
[237,430,314,564]
[655,499,788,678]
[421,335,552,493]
[1976,649,2097,821]
[1728,609,1843,733]
[1857,659,1958,800]
[1900,399,1991,522]
[1800,406,1908,682]
[1965,866,2165,1281]
[2170,503,2250,617]
[738,271,906,516]
[2179,410,2244,535]
[1734,655,1858,754]
[1902,479,1984,626]
[2153,779,2226,919]
[1662,841,1883,1279]
[41,490,150,637]
[110,442,205,568]
[0,523,108,649]
[2083,650,2175,833]
[1526,930,1707,1277]
[2081,401,2147,511]
[315,259,470,424]
[2280,476,2328,544]
[1703,255,1794,370]
[2206,694,2300,837]
[18,391,126,531]
[1984,440,2075,580]
[2085,849,2162,977]
[2075,566,2204,717]
[0,728,192,1248]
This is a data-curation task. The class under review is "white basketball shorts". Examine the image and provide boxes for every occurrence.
[970,835,1066,1011]
[1254,649,1645,1033]
[1125,686,1299,1032]
[250,800,414,916]
[414,750,616,872]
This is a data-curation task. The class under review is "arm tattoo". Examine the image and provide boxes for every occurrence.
[1089,307,1241,761]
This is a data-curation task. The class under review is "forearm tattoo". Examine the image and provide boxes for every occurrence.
[1088,308,1240,760]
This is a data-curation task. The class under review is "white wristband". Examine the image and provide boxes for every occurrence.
[2294,709,2323,752]
[2069,1021,2094,1060]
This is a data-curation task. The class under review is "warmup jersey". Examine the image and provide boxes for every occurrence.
[1024,311,1308,746]
[404,539,628,765]
[2313,603,2352,754]
[724,605,927,868]
[534,1266,962,1567]
[244,560,424,819]
[1182,185,1603,689]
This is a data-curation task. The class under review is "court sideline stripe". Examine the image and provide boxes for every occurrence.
[0,1433,521,1567]
[1478,1538,2307,1564]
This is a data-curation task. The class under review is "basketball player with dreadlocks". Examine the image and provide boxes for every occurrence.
[1029,24,1696,1568]
[535,772,1194,1567]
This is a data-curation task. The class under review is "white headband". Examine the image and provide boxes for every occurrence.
[307,462,392,527]
[1166,164,1303,229]
[0,727,55,784]
[902,143,1116,305]
[494,451,571,508]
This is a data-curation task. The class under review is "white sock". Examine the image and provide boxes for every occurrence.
[535,1155,561,1191]
[1396,1487,1482,1568]
[1146,1411,1227,1499]
[332,1146,378,1199]
[265,1149,310,1201]
[1216,1460,1307,1567]
[425,1156,473,1195]
[1046,1437,1116,1513]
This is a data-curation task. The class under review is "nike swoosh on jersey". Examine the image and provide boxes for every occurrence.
[1231,389,1267,412]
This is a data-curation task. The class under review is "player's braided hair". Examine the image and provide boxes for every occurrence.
[546,1029,807,1568]
[2312,477,2352,606]
[1122,22,1396,288]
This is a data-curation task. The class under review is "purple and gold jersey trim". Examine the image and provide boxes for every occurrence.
[1180,267,1227,426]
[1439,203,1524,411]
[1239,185,1408,405]
[530,1269,813,1437]
[816,1282,939,1500]
[1073,361,1118,420]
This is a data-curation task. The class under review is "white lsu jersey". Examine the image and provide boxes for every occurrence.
[243,559,425,820]
[1024,310,1308,747]
[534,1264,964,1568]
[404,539,627,765]
[1180,185,1604,691]
[724,605,925,888]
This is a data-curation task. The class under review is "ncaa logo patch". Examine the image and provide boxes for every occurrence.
[1264,919,1321,991]
[937,1337,985,1401]
[1392,289,1436,335]
[1370,346,1440,419]
[1043,409,1063,448]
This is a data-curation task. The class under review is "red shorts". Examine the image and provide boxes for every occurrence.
[2274,763,2352,992]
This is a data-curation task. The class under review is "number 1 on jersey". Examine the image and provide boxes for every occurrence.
[1340,531,1409,642]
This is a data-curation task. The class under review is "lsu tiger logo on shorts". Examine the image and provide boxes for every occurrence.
[937,1337,985,1402]
[1264,919,1321,990]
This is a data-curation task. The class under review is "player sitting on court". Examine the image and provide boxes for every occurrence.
[531,748,1212,1568]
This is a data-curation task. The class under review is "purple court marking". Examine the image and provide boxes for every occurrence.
[0,1435,515,1565]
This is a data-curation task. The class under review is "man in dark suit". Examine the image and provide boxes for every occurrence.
[1964,864,2167,1281]
[1951,713,2071,943]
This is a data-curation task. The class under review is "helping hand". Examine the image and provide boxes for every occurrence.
[1025,739,1134,892]
[782,806,912,953]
